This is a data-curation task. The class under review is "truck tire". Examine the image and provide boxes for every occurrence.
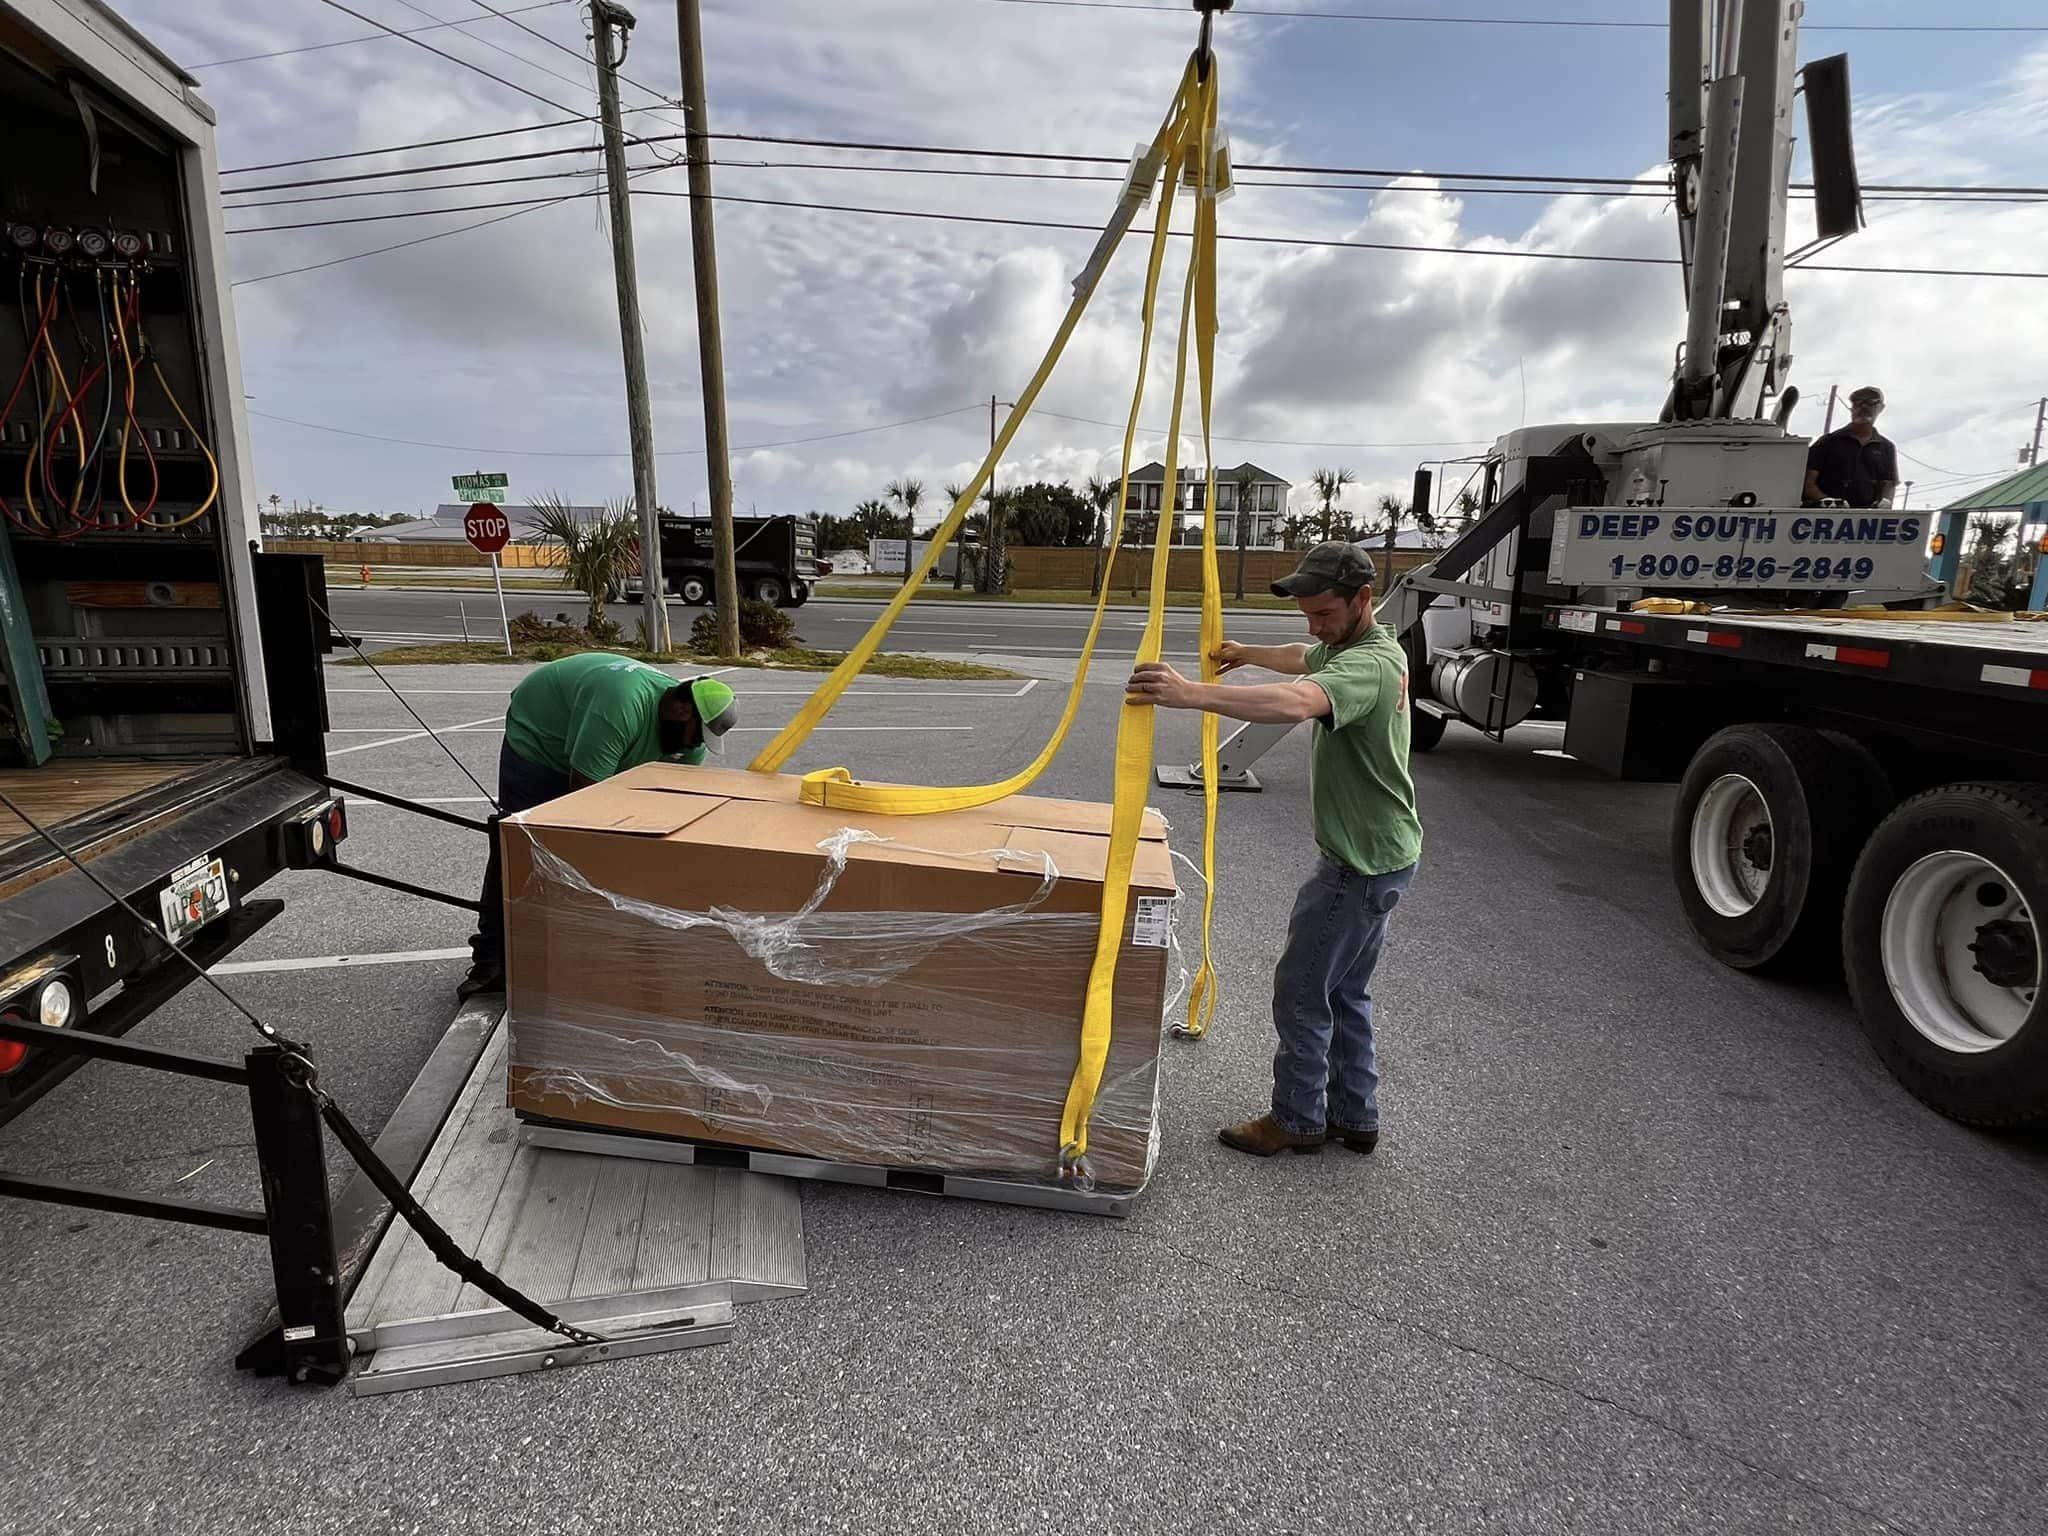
[1409,701,1447,753]
[674,573,709,606]
[753,575,787,606]
[1671,723,1880,973]
[1842,782,2048,1127]
[788,580,810,608]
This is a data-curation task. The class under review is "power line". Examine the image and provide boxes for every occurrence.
[646,189,2048,282]
[187,0,569,69]
[674,155,2048,207]
[704,130,2048,199]
[310,0,580,114]
[224,181,2048,282]
[228,186,621,233]
[228,160,667,285]
[222,162,617,212]
[222,138,621,196]
[385,0,596,99]
[220,103,677,176]
[218,125,2048,203]
[232,191,585,286]
[980,0,2048,31]
[216,118,2048,202]
[464,0,684,117]
[249,403,986,457]
[1898,448,2006,478]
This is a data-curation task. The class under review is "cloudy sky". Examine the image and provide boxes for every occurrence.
[111,0,2048,523]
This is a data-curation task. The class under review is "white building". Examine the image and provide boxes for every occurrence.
[1125,461,1290,547]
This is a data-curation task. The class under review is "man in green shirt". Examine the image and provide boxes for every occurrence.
[1126,542,1422,1157]
[460,653,739,999]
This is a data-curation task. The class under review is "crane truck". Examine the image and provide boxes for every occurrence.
[1171,0,2048,1129]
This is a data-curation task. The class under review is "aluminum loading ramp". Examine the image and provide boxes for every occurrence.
[344,1023,806,1396]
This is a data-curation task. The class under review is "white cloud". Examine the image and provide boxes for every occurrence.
[99,3,2048,519]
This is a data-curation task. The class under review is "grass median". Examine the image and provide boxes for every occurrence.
[339,640,1023,680]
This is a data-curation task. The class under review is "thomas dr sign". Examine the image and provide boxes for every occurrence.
[463,503,511,555]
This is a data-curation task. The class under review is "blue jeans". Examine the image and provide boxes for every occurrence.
[470,742,576,970]
[1270,856,1417,1135]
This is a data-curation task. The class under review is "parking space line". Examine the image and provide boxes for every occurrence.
[328,714,505,757]
[211,947,471,976]
[345,796,495,807]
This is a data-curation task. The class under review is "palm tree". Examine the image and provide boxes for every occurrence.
[1231,465,1260,600]
[1309,466,1356,542]
[1084,473,1118,597]
[1375,492,1406,575]
[530,492,640,636]
[885,477,924,581]
[943,481,971,589]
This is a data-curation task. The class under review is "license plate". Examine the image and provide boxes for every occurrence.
[160,855,229,945]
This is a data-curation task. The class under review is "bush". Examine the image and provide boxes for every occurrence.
[508,612,585,645]
[507,611,626,651]
[690,598,796,655]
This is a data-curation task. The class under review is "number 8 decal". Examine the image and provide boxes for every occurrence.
[105,934,116,968]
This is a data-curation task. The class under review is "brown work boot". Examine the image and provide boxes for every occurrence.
[1218,1113,1325,1157]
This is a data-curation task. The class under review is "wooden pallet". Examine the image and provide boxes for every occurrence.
[344,1028,806,1395]
[521,1120,1141,1219]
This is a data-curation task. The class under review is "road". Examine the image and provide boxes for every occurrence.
[326,587,1313,660]
[3,662,2044,1535]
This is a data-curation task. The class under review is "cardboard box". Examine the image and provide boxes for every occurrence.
[502,763,1176,1192]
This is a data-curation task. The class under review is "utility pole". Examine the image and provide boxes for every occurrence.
[676,0,741,656]
[590,1,670,654]
[1821,383,1839,434]
[980,394,1008,594]
[2028,397,2046,466]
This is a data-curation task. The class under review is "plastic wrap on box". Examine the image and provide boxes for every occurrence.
[501,763,1178,1194]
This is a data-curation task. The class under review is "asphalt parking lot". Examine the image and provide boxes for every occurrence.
[2,648,2044,1536]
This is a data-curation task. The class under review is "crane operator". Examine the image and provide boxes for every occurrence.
[1803,385,1899,509]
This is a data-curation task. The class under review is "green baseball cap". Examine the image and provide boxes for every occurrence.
[689,676,738,753]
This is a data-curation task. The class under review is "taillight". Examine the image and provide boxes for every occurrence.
[0,975,77,1075]
[327,803,348,844]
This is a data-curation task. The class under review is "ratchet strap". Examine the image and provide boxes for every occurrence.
[748,54,1229,1163]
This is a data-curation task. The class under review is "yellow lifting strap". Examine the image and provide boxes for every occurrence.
[747,57,1229,1165]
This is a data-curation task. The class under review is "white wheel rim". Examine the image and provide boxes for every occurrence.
[1881,851,2039,1054]
[1691,773,1773,917]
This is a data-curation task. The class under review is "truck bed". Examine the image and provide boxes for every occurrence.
[0,757,274,892]
[1546,605,2048,702]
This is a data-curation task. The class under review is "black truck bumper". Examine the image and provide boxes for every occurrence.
[0,758,331,1127]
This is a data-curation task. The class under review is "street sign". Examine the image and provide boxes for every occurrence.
[463,503,511,554]
[464,502,516,657]
[452,471,509,492]
[461,487,508,504]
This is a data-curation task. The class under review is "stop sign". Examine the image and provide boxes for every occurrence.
[463,502,510,555]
